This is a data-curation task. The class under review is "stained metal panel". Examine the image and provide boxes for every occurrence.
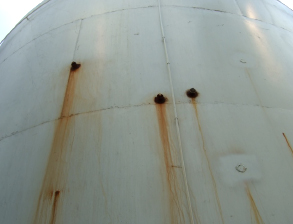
[0,0,293,223]
[0,21,81,139]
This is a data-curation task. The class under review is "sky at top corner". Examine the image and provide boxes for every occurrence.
[0,0,293,43]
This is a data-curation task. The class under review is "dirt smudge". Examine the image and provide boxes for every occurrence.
[34,67,80,224]
[282,133,293,156]
[155,104,185,224]
[191,98,224,224]
[246,186,264,224]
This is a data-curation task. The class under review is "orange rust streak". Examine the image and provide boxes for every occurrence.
[282,133,293,156]
[61,70,78,117]
[155,104,184,224]
[246,186,264,224]
[50,191,61,224]
[34,68,79,223]
[191,99,224,224]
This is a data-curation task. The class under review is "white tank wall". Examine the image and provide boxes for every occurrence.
[0,0,293,223]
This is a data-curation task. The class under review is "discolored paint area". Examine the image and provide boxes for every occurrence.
[246,186,264,224]
[155,103,185,224]
[34,65,80,224]
[191,98,224,224]
[282,133,293,156]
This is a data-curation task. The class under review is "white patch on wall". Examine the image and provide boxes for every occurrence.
[217,154,261,187]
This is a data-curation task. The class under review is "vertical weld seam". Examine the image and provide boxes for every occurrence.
[192,100,224,224]
[282,133,293,155]
[245,69,263,106]
[60,19,82,118]
[157,1,195,223]
[233,0,243,15]
[72,19,83,61]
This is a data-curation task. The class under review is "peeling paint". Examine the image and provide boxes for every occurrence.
[191,98,224,224]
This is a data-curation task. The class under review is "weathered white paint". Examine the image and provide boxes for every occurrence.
[0,0,293,223]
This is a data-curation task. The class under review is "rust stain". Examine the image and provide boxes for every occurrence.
[282,133,293,156]
[155,104,185,224]
[61,69,79,117]
[50,191,61,224]
[34,66,79,224]
[191,98,224,224]
[246,186,264,224]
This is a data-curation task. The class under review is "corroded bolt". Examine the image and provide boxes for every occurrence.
[186,88,198,98]
[154,93,166,104]
[71,62,81,71]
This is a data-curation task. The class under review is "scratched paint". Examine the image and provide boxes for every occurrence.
[34,67,80,224]
[191,98,224,224]
[155,103,185,224]
[246,186,264,224]
[282,133,293,156]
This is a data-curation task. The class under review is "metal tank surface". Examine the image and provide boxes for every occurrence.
[1,0,293,223]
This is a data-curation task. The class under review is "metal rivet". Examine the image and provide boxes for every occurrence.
[235,164,247,173]
[154,93,166,104]
[186,88,198,98]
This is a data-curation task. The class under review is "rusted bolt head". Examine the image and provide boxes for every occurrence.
[154,93,166,104]
[71,62,81,71]
[186,88,198,98]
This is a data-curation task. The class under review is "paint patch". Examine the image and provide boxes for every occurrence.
[218,154,261,186]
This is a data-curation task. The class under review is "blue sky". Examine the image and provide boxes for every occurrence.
[0,0,293,42]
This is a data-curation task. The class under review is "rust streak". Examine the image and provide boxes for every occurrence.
[246,186,264,224]
[50,191,60,224]
[155,104,184,224]
[191,98,224,224]
[34,67,79,224]
[282,133,293,156]
[61,69,79,118]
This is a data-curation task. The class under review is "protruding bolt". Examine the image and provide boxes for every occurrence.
[186,88,198,98]
[154,93,166,104]
[71,62,81,71]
